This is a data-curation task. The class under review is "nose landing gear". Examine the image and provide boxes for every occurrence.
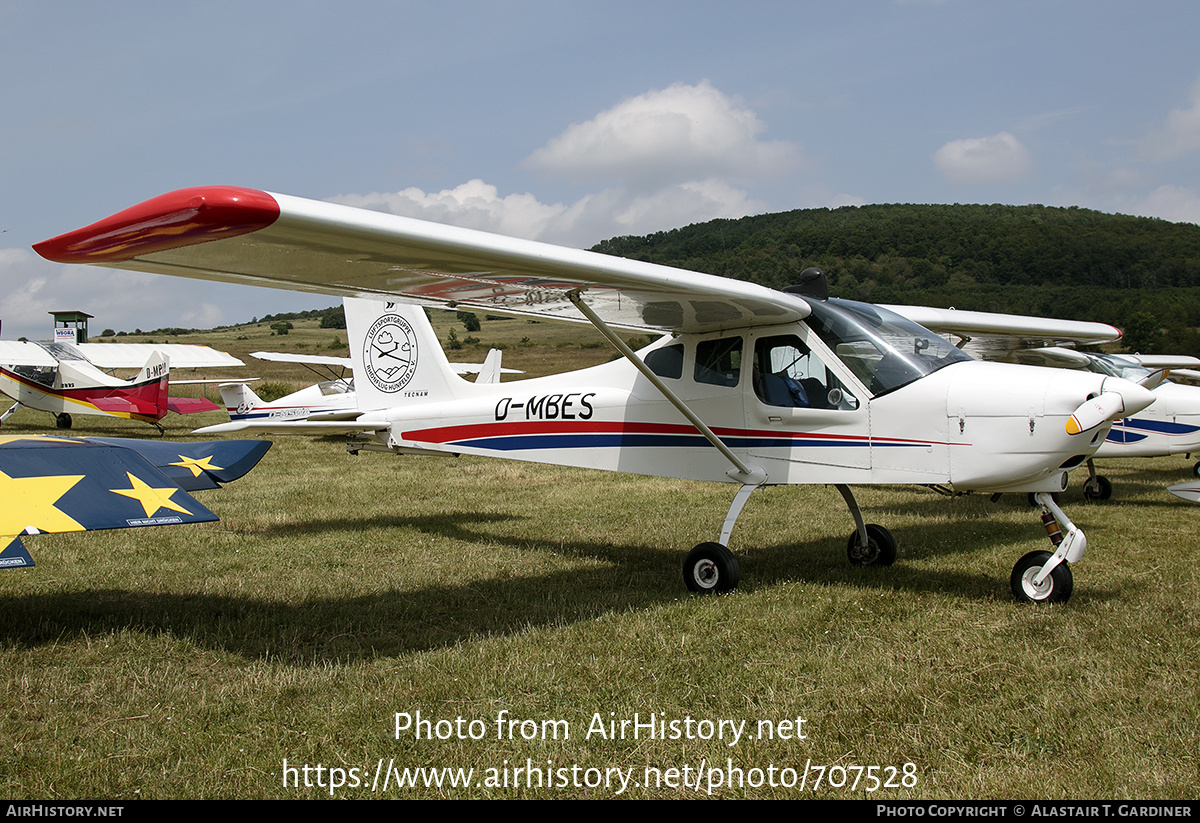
[1013,492,1085,603]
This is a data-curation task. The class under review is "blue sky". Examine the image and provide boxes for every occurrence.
[3,0,1199,339]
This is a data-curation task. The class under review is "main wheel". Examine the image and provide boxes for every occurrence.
[683,542,740,594]
[846,523,897,567]
[1010,550,1073,604]
[55,413,72,429]
[1193,461,1200,479]
[1083,475,1112,501]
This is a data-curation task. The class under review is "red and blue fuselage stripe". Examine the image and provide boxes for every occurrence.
[404,420,948,451]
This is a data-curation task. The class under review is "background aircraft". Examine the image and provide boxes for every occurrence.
[0,338,242,429]
[0,434,271,568]
[215,343,515,427]
[887,305,1200,499]
[34,186,1159,603]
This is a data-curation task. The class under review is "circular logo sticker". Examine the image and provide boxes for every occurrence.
[363,313,418,393]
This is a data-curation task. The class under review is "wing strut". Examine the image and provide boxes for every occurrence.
[566,290,765,485]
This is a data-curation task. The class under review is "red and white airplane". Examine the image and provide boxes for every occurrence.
[34,186,1157,603]
[0,339,241,429]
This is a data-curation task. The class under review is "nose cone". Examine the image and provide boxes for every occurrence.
[1065,377,1156,436]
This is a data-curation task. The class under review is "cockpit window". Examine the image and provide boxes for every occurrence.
[1088,354,1152,382]
[646,344,684,380]
[753,335,858,410]
[34,341,86,361]
[806,299,971,396]
[694,337,742,387]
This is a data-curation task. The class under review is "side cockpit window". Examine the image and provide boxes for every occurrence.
[645,344,684,379]
[753,334,858,410]
[694,337,742,387]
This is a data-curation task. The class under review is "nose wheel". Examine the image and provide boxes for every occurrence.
[1011,550,1073,603]
[1083,475,1112,501]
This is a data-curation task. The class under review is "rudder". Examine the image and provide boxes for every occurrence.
[344,298,462,412]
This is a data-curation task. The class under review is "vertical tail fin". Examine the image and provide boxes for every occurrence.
[475,349,503,384]
[344,298,463,412]
[219,382,265,419]
[133,351,170,419]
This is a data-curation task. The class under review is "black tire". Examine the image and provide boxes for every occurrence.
[683,542,740,594]
[1083,475,1113,502]
[846,523,898,567]
[1010,550,1073,604]
[1193,461,1200,479]
[55,413,72,429]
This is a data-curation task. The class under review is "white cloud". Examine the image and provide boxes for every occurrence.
[933,132,1033,184]
[332,82,804,247]
[333,179,766,248]
[1130,185,1200,226]
[1141,75,1200,162]
[333,180,570,242]
[0,248,324,341]
[522,81,803,190]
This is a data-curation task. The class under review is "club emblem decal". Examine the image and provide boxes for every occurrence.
[364,313,418,393]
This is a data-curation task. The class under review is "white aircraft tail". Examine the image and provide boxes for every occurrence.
[345,297,464,411]
[219,382,264,419]
[475,349,503,384]
[132,351,170,385]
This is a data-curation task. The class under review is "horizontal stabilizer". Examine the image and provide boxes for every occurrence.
[166,396,221,414]
[91,396,159,415]
[193,419,381,435]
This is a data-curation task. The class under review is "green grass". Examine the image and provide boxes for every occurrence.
[1,319,1198,798]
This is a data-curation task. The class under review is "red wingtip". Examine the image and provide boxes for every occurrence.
[33,186,280,264]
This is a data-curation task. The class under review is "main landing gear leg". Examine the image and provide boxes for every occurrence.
[0,402,22,425]
[1011,493,1085,604]
[837,484,897,567]
[1082,458,1112,501]
[683,484,757,594]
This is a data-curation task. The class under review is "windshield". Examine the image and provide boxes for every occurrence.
[34,341,87,361]
[1088,354,1153,382]
[805,299,972,396]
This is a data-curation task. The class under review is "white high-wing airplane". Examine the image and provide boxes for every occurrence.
[0,339,242,429]
[887,305,1200,499]
[217,341,514,426]
[34,186,1159,603]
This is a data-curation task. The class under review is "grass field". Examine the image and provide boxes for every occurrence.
[1,314,1197,798]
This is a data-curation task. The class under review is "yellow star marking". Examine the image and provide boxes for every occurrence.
[169,454,224,478]
[0,468,86,536]
[109,472,192,518]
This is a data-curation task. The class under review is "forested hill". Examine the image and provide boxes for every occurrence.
[590,204,1200,354]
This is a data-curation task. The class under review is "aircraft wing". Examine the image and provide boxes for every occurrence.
[0,435,270,568]
[0,340,60,367]
[77,343,243,369]
[1165,368,1200,386]
[882,305,1121,359]
[1123,355,1200,370]
[251,351,353,367]
[33,186,811,334]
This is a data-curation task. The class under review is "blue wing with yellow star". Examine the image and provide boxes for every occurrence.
[0,435,271,569]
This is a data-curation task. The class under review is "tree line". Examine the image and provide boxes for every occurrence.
[591,203,1200,355]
